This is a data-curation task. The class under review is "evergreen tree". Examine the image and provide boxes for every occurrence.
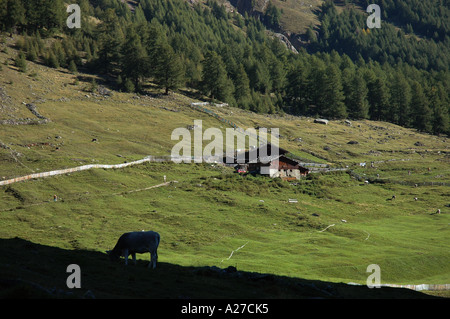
[120,26,150,91]
[322,64,347,118]
[367,77,390,121]
[153,43,185,94]
[307,58,327,115]
[428,85,449,135]
[26,44,38,62]
[285,61,308,115]
[269,58,286,93]
[96,9,124,74]
[123,77,135,93]
[263,1,282,29]
[201,51,233,102]
[233,63,251,108]
[306,26,317,43]
[389,72,411,126]
[249,60,272,94]
[347,72,369,119]
[46,50,59,68]
[68,59,78,73]
[15,51,27,72]
[410,81,432,132]
[45,0,65,32]
[5,0,26,32]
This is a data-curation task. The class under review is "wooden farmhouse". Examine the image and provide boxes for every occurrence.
[225,143,310,180]
[248,155,310,180]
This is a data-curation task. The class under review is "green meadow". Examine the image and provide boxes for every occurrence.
[0,47,449,298]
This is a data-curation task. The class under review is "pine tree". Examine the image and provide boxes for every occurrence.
[306,27,317,43]
[307,58,327,115]
[153,43,184,94]
[285,61,308,115]
[5,0,26,32]
[68,59,77,73]
[347,72,369,119]
[46,0,65,32]
[410,81,432,132]
[0,1,7,31]
[367,77,390,121]
[269,58,286,93]
[15,51,27,72]
[389,72,411,126]
[322,64,347,118]
[116,74,123,89]
[432,104,449,136]
[233,63,251,108]
[201,51,233,102]
[123,77,135,93]
[120,26,150,91]
[428,85,449,135]
[46,50,59,69]
[26,44,38,62]
[96,9,124,74]
[263,1,282,29]
[249,61,272,94]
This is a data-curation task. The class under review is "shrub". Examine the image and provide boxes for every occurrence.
[15,52,27,73]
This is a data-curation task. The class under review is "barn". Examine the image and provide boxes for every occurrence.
[248,155,310,180]
[226,143,309,180]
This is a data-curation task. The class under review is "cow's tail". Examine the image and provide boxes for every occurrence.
[156,232,161,248]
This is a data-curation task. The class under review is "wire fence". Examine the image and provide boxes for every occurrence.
[0,156,173,186]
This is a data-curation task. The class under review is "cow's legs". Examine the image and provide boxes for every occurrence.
[123,249,129,265]
[149,251,158,269]
[132,253,136,265]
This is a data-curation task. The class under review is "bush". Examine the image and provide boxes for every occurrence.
[46,52,59,68]
[89,78,98,93]
[123,78,135,93]
[15,52,27,73]
[68,60,77,73]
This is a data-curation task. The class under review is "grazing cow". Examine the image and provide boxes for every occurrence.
[107,231,160,269]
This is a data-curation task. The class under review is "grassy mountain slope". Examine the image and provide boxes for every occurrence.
[1,38,449,298]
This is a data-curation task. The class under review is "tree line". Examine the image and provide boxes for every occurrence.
[0,0,448,135]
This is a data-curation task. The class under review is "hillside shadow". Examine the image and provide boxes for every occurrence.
[0,237,440,299]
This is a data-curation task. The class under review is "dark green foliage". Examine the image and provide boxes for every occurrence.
[346,72,369,119]
[313,0,449,72]
[1,0,447,135]
[123,77,135,93]
[367,77,390,121]
[201,51,234,102]
[120,25,150,92]
[15,51,26,72]
[152,42,185,94]
[263,1,282,30]
[46,50,59,69]
[68,60,77,74]
[410,81,432,132]
[0,0,65,35]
